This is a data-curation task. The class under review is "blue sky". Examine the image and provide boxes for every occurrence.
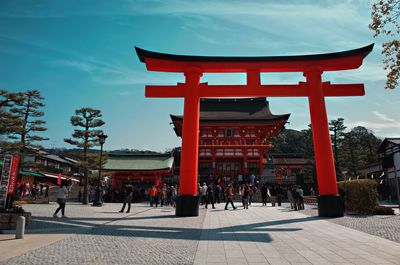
[0,0,399,152]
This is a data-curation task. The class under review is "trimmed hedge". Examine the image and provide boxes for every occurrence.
[338,179,378,215]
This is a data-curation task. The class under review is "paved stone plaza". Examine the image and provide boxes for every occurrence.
[1,202,400,265]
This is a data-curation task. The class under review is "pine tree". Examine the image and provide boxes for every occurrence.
[8,90,47,153]
[64,107,105,205]
[0,90,23,152]
[329,118,346,179]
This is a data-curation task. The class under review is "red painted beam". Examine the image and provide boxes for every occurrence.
[323,83,364,96]
[199,83,308,97]
[145,82,364,98]
[145,84,185,98]
[144,55,365,73]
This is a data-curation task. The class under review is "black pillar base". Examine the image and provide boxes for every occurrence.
[175,195,199,217]
[317,195,344,217]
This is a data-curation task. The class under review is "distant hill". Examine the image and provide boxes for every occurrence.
[44,148,164,156]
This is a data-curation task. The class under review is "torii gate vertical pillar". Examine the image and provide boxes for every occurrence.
[305,69,343,217]
[176,70,202,217]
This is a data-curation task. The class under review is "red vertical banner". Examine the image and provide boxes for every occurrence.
[7,155,20,195]
[57,173,61,185]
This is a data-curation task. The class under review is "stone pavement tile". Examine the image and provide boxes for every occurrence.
[360,254,396,264]
[225,250,245,258]
[266,257,291,265]
[301,256,334,265]
[345,258,379,265]
[281,253,309,263]
[244,253,267,263]
[0,233,71,262]
[1,204,205,265]
[297,250,324,259]
[226,257,248,265]
[386,258,400,265]
[334,249,361,259]
[206,254,227,263]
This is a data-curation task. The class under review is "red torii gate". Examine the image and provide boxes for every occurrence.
[135,44,373,217]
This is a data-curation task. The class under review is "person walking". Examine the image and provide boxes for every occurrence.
[119,183,133,213]
[224,184,236,210]
[214,184,221,204]
[148,185,155,206]
[270,185,277,207]
[53,180,71,218]
[242,184,250,209]
[296,185,304,210]
[261,183,268,206]
[276,185,283,206]
[287,186,295,209]
[205,183,216,209]
[292,185,299,210]
[44,184,49,198]
[201,182,207,205]
[171,185,177,208]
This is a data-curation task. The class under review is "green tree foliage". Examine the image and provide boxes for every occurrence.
[329,118,346,178]
[2,90,47,155]
[0,90,22,134]
[273,121,381,179]
[369,0,400,89]
[272,126,314,159]
[339,126,382,177]
[0,90,23,152]
[64,107,105,205]
[272,129,306,153]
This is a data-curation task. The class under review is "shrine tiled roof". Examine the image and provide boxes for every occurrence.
[136,44,373,64]
[171,98,290,122]
[378,137,400,153]
[103,154,174,171]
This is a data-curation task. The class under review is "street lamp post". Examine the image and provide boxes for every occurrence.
[93,132,107,207]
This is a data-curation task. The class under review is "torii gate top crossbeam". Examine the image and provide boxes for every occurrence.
[135,44,373,73]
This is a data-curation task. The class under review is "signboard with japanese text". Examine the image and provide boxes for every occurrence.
[0,155,12,207]
[7,156,20,195]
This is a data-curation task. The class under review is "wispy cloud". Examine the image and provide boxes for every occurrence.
[372,110,396,122]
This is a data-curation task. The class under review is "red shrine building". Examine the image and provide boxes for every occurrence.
[171,97,289,180]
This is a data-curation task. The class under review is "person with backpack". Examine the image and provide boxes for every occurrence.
[224,184,236,210]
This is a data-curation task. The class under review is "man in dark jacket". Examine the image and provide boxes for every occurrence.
[205,183,216,209]
[119,183,133,213]
[261,184,268,206]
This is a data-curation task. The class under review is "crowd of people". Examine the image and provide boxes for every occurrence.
[51,178,309,218]
[197,181,306,211]
[17,182,49,200]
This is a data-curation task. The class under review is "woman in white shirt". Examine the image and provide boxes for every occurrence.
[53,180,71,218]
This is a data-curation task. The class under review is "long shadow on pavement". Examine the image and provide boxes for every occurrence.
[22,209,321,243]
